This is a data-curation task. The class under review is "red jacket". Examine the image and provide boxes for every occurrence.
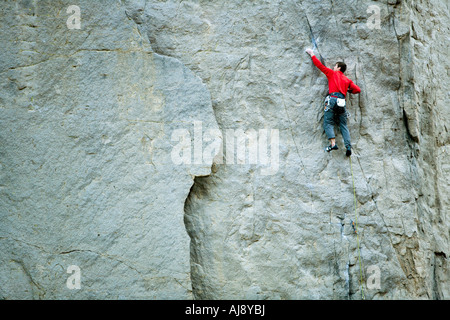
[312,56,361,96]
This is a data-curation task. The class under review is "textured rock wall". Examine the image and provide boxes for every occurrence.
[0,0,448,299]
[0,0,219,299]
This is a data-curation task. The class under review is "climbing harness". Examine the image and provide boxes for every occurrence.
[324,95,330,111]
[350,156,365,300]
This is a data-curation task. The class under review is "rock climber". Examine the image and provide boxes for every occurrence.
[305,48,361,156]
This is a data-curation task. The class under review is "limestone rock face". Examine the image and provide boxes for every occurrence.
[0,0,448,299]
[0,0,218,299]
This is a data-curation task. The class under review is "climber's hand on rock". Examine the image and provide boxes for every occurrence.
[305,48,314,56]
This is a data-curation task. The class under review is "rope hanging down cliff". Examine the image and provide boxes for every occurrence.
[350,156,365,300]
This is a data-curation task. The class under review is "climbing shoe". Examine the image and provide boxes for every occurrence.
[325,144,339,152]
[346,147,352,157]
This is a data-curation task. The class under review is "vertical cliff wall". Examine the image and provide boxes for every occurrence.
[0,0,448,299]
[0,0,220,299]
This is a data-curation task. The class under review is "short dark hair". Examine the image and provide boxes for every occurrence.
[336,62,347,73]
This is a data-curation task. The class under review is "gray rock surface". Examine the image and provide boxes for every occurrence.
[0,0,448,299]
[0,0,219,299]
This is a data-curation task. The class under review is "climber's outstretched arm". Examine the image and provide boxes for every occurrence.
[305,49,333,76]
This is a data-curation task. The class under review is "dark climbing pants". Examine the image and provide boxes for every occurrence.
[324,96,351,149]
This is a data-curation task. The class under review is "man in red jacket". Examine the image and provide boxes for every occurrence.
[306,48,361,156]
